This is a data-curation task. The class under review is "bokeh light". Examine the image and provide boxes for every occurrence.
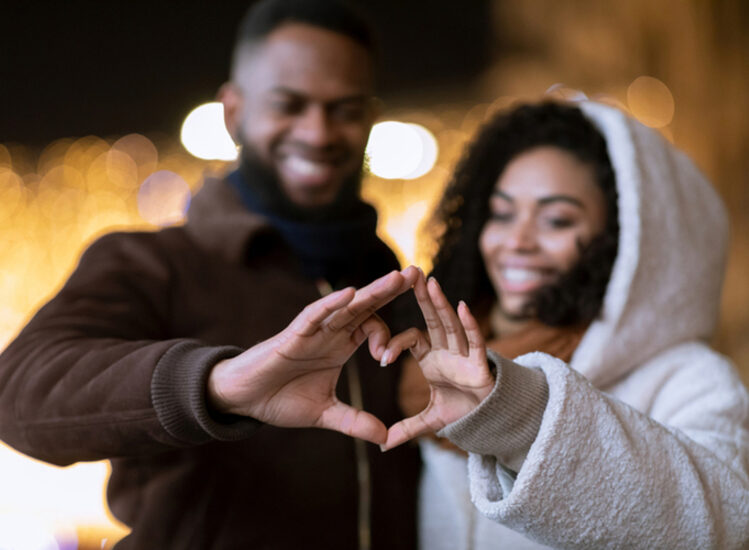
[627,76,675,128]
[0,514,60,550]
[137,170,192,226]
[0,144,11,168]
[180,102,238,161]
[366,121,438,179]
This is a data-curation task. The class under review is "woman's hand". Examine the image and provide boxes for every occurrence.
[380,273,495,451]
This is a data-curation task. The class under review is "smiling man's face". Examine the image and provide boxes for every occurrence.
[220,23,377,208]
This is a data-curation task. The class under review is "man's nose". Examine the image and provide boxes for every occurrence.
[292,105,335,147]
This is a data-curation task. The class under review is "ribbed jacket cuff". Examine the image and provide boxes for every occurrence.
[438,350,549,472]
[151,341,262,444]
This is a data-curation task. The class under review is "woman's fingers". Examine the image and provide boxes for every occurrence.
[379,328,431,365]
[427,278,469,356]
[318,401,388,445]
[457,301,487,363]
[381,412,437,451]
[359,314,390,359]
[414,273,447,349]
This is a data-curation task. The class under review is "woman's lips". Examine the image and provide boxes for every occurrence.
[498,267,553,293]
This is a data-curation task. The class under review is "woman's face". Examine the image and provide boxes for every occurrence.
[479,146,607,319]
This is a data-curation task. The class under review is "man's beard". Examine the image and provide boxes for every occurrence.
[236,139,364,223]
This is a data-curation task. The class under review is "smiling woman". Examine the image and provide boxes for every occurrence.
[394,99,749,549]
[479,146,607,323]
[429,102,619,331]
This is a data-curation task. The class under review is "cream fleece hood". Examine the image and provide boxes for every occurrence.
[570,101,729,387]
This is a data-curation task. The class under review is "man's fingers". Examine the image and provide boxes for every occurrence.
[428,278,469,355]
[318,402,388,445]
[414,274,447,349]
[328,269,410,332]
[399,265,420,288]
[292,287,356,336]
[381,413,436,451]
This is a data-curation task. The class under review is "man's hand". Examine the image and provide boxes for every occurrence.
[379,273,495,451]
[207,267,419,445]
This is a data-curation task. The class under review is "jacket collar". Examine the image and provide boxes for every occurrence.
[184,175,278,264]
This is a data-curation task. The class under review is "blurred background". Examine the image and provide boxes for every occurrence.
[1,1,747,547]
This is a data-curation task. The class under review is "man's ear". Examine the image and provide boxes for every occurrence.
[217,82,243,143]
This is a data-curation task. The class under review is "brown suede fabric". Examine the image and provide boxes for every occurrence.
[0,177,419,549]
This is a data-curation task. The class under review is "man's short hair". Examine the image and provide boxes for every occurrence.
[231,0,377,72]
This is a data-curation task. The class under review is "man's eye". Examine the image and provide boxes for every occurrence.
[331,104,366,122]
[271,100,303,115]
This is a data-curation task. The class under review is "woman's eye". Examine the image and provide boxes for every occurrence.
[489,212,513,223]
[546,217,575,229]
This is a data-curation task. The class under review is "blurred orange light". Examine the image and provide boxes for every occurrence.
[137,170,191,226]
[627,76,675,128]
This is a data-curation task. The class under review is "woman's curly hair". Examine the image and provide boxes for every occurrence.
[428,101,619,327]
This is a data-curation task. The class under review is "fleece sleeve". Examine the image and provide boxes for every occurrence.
[438,350,549,472]
[0,232,260,466]
[449,350,749,549]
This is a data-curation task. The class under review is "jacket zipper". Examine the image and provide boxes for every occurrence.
[316,280,371,550]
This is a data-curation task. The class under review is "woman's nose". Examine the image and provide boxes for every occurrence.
[505,219,538,252]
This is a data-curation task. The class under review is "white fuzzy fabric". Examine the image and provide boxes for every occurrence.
[419,102,749,549]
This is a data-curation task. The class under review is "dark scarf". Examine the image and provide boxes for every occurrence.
[226,156,382,286]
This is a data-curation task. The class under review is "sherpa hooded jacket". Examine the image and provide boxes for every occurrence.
[418,101,749,550]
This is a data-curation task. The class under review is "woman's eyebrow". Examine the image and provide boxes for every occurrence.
[538,195,585,208]
[491,189,514,202]
[491,190,585,209]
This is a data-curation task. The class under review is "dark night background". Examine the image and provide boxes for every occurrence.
[0,1,492,145]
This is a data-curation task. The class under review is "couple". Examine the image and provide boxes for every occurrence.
[0,0,747,549]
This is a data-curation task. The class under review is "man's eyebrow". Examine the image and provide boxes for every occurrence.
[268,87,371,105]
[491,189,585,208]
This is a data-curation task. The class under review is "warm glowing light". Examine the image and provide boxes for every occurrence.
[0,168,25,219]
[180,102,238,161]
[366,121,438,179]
[112,134,159,178]
[546,83,588,102]
[383,200,431,264]
[0,514,60,550]
[87,150,139,191]
[137,170,191,226]
[627,76,675,128]
[0,144,11,168]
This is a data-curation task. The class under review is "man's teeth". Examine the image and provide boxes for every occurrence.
[285,156,330,177]
[502,268,544,283]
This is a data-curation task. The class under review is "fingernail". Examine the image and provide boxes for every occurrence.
[380,350,391,367]
[379,444,387,452]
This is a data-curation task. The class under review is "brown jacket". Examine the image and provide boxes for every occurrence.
[0,177,419,549]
